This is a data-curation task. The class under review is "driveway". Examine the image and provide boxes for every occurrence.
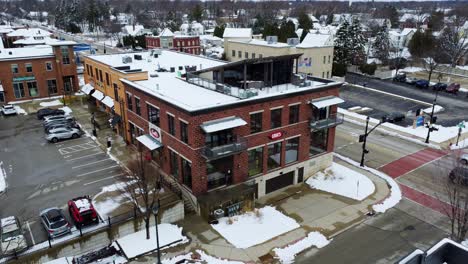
[0,114,124,246]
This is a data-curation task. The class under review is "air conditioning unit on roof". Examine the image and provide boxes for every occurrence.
[266,36,278,44]
[122,55,132,64]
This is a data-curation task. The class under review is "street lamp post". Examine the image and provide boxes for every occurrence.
[425,90,439,144]
[360,116,387,167]
[152,199,161,264]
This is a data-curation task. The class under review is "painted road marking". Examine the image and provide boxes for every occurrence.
[26,221,35,245]
[66,151,103,162]
[72,158,111,169]
[76,165,120,177]
[59,145,98,155]
[83,173,124,186]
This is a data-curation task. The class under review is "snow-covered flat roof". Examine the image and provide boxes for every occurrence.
[297,33,333,48]
[231,39,291,48]
[223,28,252,38]
[7,28,52,38]
[0,46,54,60]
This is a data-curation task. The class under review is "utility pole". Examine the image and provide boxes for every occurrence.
[425,90,439,144]
[360,116,387,167]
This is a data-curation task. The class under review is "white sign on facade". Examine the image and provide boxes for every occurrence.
[148,122,162,143]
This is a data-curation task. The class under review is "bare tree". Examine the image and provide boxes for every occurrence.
[422,56,439,82]
[439,18,468,67]
[434,152,468,242]
[119,149,162,240]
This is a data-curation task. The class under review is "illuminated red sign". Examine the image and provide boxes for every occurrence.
[269,131,283,140]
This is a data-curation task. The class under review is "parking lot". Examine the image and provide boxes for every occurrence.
[344,74,468,127]
[0,113,124,246]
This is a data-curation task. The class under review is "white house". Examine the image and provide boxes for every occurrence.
[389,28,416,48]
[223,28,252,50]
[122,25,145,36]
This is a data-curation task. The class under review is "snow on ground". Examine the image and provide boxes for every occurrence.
[162,253,194,264]
[13,105,27,115]
[39,99,62,107]
[462,239,468,247]
[162,250,245,264]
[392,66,424,76]
[334,153,402,213]
[0,161,7,193]
[211,206,300,249]
[338,108,468,144]
[59,106,73,115]
[306,162,375,201]
[116,223,188,259]
[92,181,134,218]
[78,75,85,86]
[423,105,444,114]
[273,232,331,264]
[196,250,245,264]
[450,138,468,150]
[456,65,468,71]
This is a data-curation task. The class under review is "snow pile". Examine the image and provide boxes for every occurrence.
[306,162,375,201]
[39,100,62,107]
[339,108,468,144]
[13,105,27,115]
[59,106,73,115]
[0,161,7,193]
[162,250,245,264]
[423,105,444,114]
[462,239,468,248]
[92,181,136,218]
[116,223,188,259]
[273,232,331,264]
[211,206,300,249]
[334,153,402,213]
[450,138,468,150]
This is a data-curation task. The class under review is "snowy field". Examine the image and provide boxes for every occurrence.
[306,162,375,201]
[273,231,331,264]
[211,206,300,249]
[116,224,188,259]
[0,161,7,193]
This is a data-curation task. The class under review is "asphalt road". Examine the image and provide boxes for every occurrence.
[0,114,123,246]
[344,74,468,126]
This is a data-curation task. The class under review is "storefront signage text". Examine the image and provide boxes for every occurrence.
[269,131,283,140]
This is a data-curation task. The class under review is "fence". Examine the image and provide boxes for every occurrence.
[434,65,468,78]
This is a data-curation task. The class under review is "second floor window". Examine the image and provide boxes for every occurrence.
[147,104,160,126]
[135,97,141,115]
[61,46,70,64]
[270,108,282,129]
[126,93,133,110]
[232,50,235,57]
[238,51,241,58]
[113,84,119,101]
[11,64,18,73]
[180,121,188,144]
[245,52,248,58]
[289,105,300,124]
[168,114,175,135]
[105,73,110,85]
[250,112,262,134]
[25,63,33,73]
[46,62,53,71]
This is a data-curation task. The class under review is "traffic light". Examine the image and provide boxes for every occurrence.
[359,134,365,143]
[431,116,438,124]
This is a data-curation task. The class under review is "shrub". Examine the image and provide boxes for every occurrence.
[359,63,377,75]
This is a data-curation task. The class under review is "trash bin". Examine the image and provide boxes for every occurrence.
[213,209,224,219]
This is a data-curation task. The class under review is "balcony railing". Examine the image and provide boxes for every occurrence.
[309,113,344,131]
[201,137,248,160]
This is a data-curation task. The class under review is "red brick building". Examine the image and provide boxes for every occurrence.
[145,28,201,55]
[90,50,343,219]
[0,41,78,104]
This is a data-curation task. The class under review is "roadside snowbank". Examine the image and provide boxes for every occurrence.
[162,250,245,264]
[13,105,27,115]
[0,161,7,194]
[273,232,331,264]
[39,100,62,107]
[306,162,375,201]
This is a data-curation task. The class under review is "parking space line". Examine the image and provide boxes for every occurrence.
[26,221,35,245]
[66,151,103,161]
[59,145,98,155]
[77,165,120,177]
[83,173,124,186]
[54,137,90,146]
[72,158,111,169]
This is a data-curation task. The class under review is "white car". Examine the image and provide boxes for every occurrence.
[461,154,468,165]
[0,216,27,256]
[1,105,17,116]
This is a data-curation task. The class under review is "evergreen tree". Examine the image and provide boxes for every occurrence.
[298,11,313,42]
[262,22,279,39]
[333,20,351,65]
[348,19,366,65]
[278,20,297,43]
[213,24,225,38]
[372,22,390,65]
[408,29,435,58]
[191,4,203,22]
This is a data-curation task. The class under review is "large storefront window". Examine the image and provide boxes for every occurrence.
[169,150,179,177]
[13,83,25,98]
[129,122,143,145]
[285,137,299,164]
[207,156,232,190]
[27,81,38,97]
[47,79,57,95]
[181,158,192,189]
[248,147,263,177]
[310,129,329,156]
[147,104,160,126]
[267,142,282,171]
[312,106,329,121]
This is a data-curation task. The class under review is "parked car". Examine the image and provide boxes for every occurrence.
[45,123,80,134]
[405,77,418,85]
[39,208,71,238]
[45,127,82,143]
[432,82,447,91]
[43,116,74,126]
[449,167,468,186]
[0,216,28,256]
[461,154,468,165]
[68,196,99,226]
[44,119,79,131]
[415,79,429,88]
[37,108,65,120]
[446,83,460,94]
[43,114,71,122]
[393,72,406,83]
[383,112,406,123]
[1,105,17,116]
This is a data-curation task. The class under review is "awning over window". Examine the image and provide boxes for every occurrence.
[102,96,114,108]
[137,134,162,151]
[310,96,344,108]
[81,84,94,95]
[91,90,105,101]
[200,116,247,133]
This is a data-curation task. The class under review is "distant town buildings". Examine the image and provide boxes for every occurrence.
[146,28,201,55]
